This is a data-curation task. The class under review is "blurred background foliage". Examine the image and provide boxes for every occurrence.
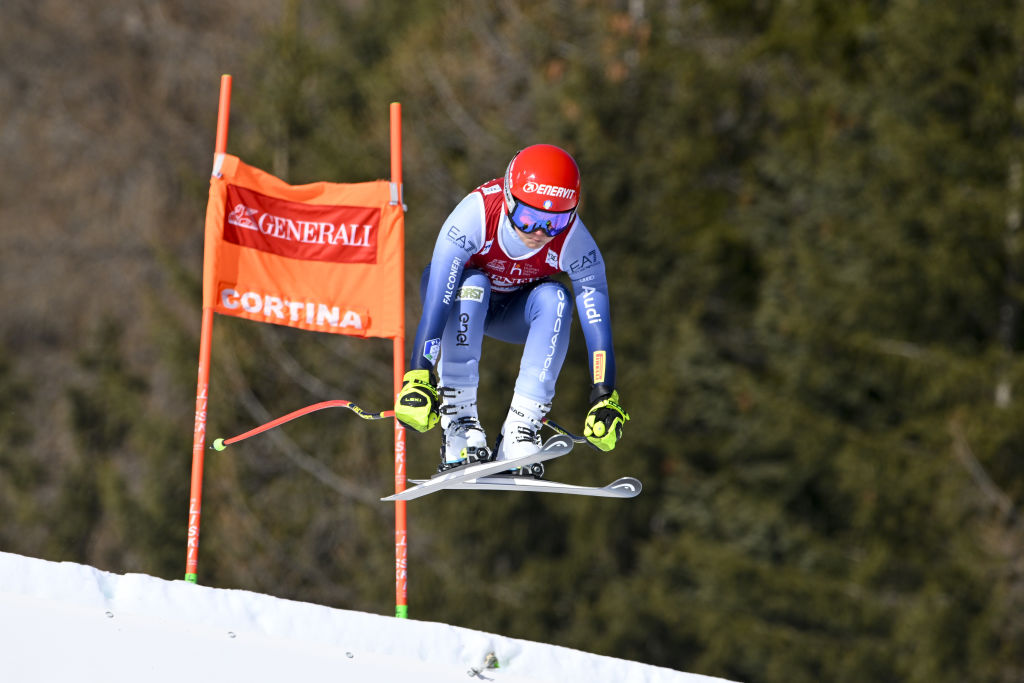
[2,0,1024,680]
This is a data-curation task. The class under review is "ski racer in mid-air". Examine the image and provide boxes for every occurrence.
[394,143,628,471]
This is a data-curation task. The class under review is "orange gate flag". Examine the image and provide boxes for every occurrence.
[202,153,404,339]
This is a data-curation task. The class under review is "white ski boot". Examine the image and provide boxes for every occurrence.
[495,393,551,476]
[437,386,490,472]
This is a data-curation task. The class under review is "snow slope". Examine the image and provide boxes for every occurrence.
[0,551,734,683]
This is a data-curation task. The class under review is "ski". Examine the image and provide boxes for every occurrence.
[382,434,575,502]
[410,475,642,498]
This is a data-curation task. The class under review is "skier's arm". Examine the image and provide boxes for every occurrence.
[563,223,628,451]
[562,223,617,394]
[408,193,484,371]
[396,194,484,432]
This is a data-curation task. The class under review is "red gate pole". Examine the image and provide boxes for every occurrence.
[185,74,232,583]
[390,102,409,618]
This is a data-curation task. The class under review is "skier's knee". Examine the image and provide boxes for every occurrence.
[533,282,573,323]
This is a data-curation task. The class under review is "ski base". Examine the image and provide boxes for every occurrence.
[382,434,574,502]
[410,475,642,498]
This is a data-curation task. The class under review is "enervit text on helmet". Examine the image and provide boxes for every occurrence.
[504,144,581,237]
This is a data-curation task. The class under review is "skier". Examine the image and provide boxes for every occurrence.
[394,144,628,470]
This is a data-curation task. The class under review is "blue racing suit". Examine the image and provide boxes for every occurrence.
[408,178,617,405]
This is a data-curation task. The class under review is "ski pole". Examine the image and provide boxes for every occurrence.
[211,400,588,451]
[541,416,587,443]
[211,399,395,451]
[543,416,612,452]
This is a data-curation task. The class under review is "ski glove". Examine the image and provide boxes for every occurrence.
[394,369,440,432]
[583,388,629,452]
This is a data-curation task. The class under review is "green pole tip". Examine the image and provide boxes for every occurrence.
[184,573,198,583]
[212,438,226,451]
[395,605,408,619]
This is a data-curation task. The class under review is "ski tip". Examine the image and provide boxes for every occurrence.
[544,433,575,450]
[610,477,643,496]
[382,489,419,502]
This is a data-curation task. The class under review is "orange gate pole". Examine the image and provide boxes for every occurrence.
[390,102,409,618]
[185,74,232,583]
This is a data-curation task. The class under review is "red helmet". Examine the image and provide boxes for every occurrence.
[503,144,581,237]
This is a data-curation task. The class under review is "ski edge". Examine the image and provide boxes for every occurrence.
[409,475,643,499]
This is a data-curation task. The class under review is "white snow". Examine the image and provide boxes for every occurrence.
[0,551,734,683]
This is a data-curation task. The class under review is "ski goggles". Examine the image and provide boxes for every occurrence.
[507,200,576,237]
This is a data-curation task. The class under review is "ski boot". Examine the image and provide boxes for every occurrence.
[494,392,551,478]
[436,386,491,473]
[492,433,546,479]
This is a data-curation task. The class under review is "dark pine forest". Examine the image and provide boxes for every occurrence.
[2,2,1023,681]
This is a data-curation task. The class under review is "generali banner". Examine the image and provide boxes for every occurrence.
[202,154,404,339]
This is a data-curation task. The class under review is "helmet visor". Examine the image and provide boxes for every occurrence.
[508,200,576,237]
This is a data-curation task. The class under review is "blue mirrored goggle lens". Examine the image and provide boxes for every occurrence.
[509,203,575,237]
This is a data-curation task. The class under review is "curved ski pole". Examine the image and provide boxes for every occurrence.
[211,400,395,451]
[541,417,586,443]
[542,416,610,452]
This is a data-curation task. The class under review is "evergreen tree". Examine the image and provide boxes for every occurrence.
[6,0,1024,679]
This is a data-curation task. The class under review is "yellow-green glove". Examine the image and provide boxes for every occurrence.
[394,369,440,432]
[583,389,629,451]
